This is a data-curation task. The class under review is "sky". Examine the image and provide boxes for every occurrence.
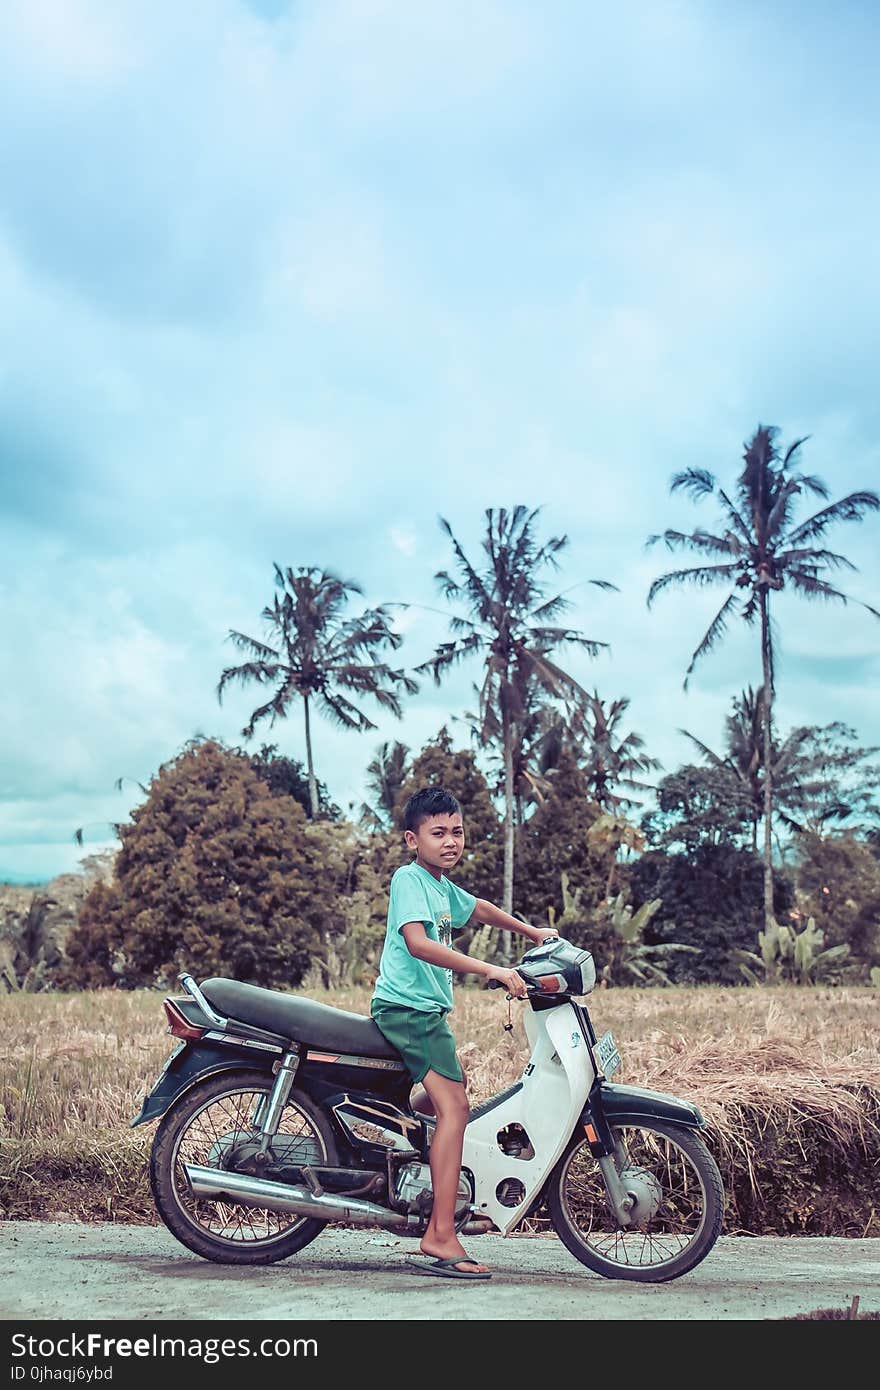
[2,0,879,882]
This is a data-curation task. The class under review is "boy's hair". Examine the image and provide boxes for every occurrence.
[403,786,462,833]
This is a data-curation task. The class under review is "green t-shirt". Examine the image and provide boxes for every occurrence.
[372,860,478,1014]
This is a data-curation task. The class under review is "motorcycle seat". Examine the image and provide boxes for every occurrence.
[199,977,401,1061]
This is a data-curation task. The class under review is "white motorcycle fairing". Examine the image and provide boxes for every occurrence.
[461,1001,596,1235]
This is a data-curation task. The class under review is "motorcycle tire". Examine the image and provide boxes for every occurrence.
[150,1068,338,1265]
[547,1118,724,1282]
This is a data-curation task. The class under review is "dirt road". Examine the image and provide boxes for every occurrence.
[1,1223,878,1321]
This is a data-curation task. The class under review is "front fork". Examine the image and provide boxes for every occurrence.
[582,1093,636,1227]
[596,1139,637,1228]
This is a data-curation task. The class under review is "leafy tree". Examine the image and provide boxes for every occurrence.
[682,699,880,858]
[62,740,324,989]
[297,818,389,989]
[217,564,418,818]
[416,505,615,931]
[648,424,879,934]
[641,764,755,853]
[247,743,341,819]
[776,724,880,839]
[515,749,609,934]
[793,831,880,967]
[625,842,795,984]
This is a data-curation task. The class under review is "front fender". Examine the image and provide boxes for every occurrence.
[130,1041,276,1128]
[582,1082,705,1152]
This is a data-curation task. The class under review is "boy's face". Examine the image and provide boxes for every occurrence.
[405,812,465,873]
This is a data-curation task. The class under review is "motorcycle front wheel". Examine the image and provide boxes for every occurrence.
[548,1119,724,1282]
[150,1069,338,1265]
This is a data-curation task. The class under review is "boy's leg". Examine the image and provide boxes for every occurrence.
[411,1053,467,1116]
[416,1068,489,1274]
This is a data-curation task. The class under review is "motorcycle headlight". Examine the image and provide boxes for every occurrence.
[577,952,596,996]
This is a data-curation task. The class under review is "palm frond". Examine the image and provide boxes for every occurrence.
[785,570,880,618]
[413,632,485,683]
[646,562,739,608]
[217,659,282,702]
[438,516,493,615]
[521,649,594,704]
[677,728,734,771]
[716,488,754,546]
[779,436,811,471]
[241,688,291,739]
[224,629,280,661]
[774,546,858,572]
[647,528,741,557]
[530,592,572,621]
[684,591,741,690]
[316,690,376,732]
[669,468,716,501]
[783,491,880,547]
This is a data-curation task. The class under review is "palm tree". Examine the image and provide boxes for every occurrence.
[456,667,563,826]
[360,739,410,830]
[680,686,814,852]
[416,506,616,926]
[574,691,661,812]
[648,424,880,931]
[217,565,418,818]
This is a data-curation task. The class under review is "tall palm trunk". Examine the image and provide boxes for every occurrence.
[501,707,515,962]
[302,693,319,819]
[759,591,775,932]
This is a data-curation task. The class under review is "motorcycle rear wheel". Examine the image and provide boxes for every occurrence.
[548,1119,724,1282]
[150,1069,338,1265]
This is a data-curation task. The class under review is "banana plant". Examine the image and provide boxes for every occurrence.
[590,889,697,986]
[735,915,850,985]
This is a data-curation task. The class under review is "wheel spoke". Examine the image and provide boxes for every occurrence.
[170,1086,327,1247]
[559,1125,711,1272]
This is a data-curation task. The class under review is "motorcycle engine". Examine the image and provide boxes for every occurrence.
[394,1162,472,1225]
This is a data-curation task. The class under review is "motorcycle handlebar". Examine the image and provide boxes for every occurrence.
[486,976,538,993]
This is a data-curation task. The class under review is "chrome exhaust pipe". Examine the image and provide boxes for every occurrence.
[184,1164,410,1230]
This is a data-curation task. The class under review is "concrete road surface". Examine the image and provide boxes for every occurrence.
[1,1223,878,1321]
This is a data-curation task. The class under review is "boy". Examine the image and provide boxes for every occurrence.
[370,785,558,1280]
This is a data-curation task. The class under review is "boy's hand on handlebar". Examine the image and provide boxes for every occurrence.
[486,966,528,999]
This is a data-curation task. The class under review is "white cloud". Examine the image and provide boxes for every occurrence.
[389,526,417,557]
[6,0,134,78]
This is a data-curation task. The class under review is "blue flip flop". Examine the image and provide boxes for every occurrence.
[405,1254,491,1280]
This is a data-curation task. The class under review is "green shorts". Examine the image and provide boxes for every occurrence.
[370,1000,463,1085]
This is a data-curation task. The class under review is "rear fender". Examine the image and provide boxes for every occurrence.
[130,1040,277,1128]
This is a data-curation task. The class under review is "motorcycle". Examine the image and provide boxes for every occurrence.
[132,937,724,1282]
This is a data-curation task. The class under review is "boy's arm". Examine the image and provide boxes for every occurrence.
[400,922,527,997]
[469,898,558,945]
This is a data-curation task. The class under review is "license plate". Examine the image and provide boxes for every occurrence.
[594,1030,621,1078]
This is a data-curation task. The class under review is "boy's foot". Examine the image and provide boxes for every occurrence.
[406,1254,491,1280]
[416,1239,490,1275]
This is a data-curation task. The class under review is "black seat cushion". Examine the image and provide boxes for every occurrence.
[200,978,400,1060]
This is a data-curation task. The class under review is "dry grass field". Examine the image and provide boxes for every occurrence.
[1,983,878,1233]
